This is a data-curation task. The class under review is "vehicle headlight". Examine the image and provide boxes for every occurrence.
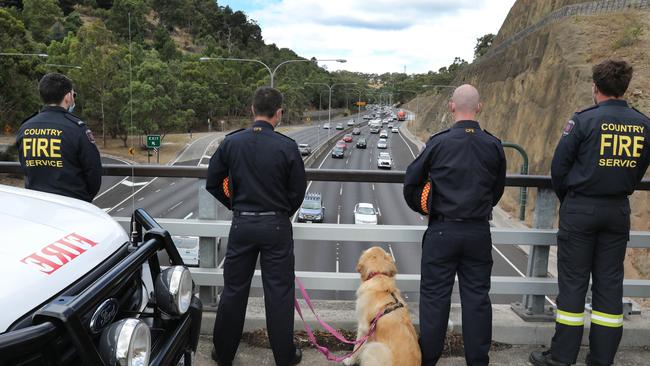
[99,318,151,366]
[155,266,193,316]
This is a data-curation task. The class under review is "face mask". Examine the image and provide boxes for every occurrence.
[68,102,75,113]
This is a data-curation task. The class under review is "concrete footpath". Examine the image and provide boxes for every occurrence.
[194,340,650,365]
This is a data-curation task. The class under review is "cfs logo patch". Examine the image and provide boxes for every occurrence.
[562,120,575,136]
[598,122,645,168]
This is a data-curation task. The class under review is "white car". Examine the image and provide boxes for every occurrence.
[377,152,392,169]
[377,138,388,149]
[354,203,378,225]
[379,130,388,138]
[0,185,201,365]
[172,235,199,266]
[347,119,355,126]
[323,123,331,129]
[392,127,399,133]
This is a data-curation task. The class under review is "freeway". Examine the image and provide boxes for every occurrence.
[293,120,530,304]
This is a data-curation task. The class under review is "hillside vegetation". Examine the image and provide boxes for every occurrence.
[404,0,650,278]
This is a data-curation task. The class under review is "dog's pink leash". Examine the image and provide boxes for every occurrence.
[294,278,383,362]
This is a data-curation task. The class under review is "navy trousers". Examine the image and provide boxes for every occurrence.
[212,215,296,366]
[420,220,493,366]
[551,195,629,366]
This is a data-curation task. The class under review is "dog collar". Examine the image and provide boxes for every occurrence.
[366,272,389,281]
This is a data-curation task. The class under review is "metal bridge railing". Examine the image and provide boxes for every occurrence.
[1,161,650,320]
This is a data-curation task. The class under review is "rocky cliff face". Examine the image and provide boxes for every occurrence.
[405,0,650,277]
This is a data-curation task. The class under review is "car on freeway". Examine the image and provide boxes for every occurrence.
[377,138,388,149]
[336,123,344,130]
[352,128,361,135]
[392,127,399,133]
[370,126,380,134]
[343,134,353,143]
[335,140,347,150]
[0,185,202,366]
[377,152,393,169]
[380,130,388,138]
[356,137,367,149]
[354,203,378,225]
[298,143,311,156]
[387,123,394,129]
[331,146,345,158]
[347,119,355,126]
[323,123,331,129]
[363,115,371,120]
[297,193,325,223]
[172,235,200,266]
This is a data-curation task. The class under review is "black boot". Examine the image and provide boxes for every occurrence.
[211,347,233,366]
[290,346,302,365]
[529,349,570,366]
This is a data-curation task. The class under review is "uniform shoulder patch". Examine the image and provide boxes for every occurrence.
[20,112,38,125]
[226,128,245,136]
[576,104,599,115]
[562,119,576,136]
[428,128,450,141]
[85,129,96,144]
[483,129,502,141]
[274,130,296,142]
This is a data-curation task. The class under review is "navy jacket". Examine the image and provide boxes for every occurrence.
[16,106,102,202]
[404,120,506,220]
[206,120,307,216]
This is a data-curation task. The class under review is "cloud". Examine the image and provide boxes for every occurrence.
[238,0,516,74]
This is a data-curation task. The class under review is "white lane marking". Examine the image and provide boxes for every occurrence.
[184,212,194,220]
[491,244,557,307]
[336,259,340,273]
[372,184,375,191]
[346,158,349,164]
[170,182,176,185]
[116,207,124,212]
[218,256,226,269]
[398,126,418,159]
[168,201,183,211]
[339,184,343,196]
[121,180,148,187]
[137,197,144,202]
[388,245,396,262]
[337,213,341,224]
[107,178,159,213]
[292,139,332,223]
[155,189,161,193]
[93,176,130,201]
[377,207,381,216]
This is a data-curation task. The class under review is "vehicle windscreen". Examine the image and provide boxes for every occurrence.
[302,201,321,209]
[357,207,375,215]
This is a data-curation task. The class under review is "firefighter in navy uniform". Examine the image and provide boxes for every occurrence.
[404,84,506,366]
[206,87,306,366]
[16,73,102,202]
[530,61,650,366]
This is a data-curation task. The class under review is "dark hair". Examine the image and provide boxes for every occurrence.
[252,87,283,118]
[592,60,633,98]
[38,72,73,105]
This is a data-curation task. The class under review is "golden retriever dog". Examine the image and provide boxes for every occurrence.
[343,246,421,366]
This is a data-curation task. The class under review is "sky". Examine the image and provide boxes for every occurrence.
[219,0,517,75]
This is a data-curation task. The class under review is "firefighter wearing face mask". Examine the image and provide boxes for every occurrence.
[16,72,102,202]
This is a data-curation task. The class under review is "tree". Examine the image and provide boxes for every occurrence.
[22,0,63,43]
[474,33,495,60]
[107,0,149,41]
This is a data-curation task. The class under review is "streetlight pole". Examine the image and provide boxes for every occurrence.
[199,57,346,87]
[305,82,357,138]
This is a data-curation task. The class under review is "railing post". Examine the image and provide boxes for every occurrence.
[198,179,218,307]
[511,187,557,321]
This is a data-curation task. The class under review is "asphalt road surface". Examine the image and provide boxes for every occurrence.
[94,113,531,304]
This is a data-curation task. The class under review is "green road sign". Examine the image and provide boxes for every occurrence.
[146,135,161,148]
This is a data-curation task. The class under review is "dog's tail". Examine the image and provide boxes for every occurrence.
[359,342,392,366]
